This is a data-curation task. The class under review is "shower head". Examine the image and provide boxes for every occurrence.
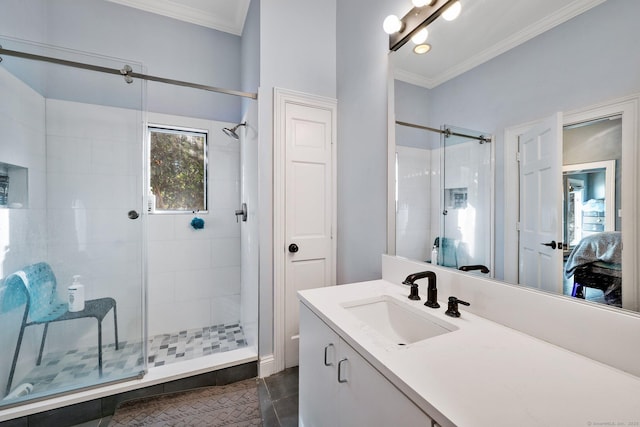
[222,122,247,140]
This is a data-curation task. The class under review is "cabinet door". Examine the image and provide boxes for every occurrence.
[299,304,339,427]
[337,339,432,427]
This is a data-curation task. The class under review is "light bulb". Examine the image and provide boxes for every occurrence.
[412,0,431,7]
[411,28,429,44]
[413,44,432,55]
[383,15,403,34]
[442,1,462,21]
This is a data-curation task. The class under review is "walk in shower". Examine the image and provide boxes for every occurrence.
[395,121,493,273]
[0,35,258,412]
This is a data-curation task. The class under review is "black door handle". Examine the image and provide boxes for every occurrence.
[128,210,139,220]
[541,241,557,250]
[288,243,299,253]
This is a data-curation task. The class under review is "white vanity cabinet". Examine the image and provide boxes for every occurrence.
[299,304,435,427]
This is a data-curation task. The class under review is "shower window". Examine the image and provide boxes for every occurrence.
[149,126,208,212]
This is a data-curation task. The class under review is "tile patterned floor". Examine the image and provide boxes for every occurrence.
[70,368,300,427]
[7,323,247,402]
[148,323,247,367]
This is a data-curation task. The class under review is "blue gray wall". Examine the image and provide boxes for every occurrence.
[0,0,244,122]
[336,0,396,284]
[258,0,337,357]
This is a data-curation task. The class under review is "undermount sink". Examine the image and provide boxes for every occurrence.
[341,295,457,346]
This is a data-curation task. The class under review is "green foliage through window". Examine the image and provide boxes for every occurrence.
[149,127,207,211]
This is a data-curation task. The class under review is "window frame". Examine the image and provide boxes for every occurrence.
[147,124,209,214]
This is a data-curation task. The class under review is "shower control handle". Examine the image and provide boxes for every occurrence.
[288,243,299,253]
[235,203,247,222]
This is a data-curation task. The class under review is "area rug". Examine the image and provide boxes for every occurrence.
[109,378,262,426]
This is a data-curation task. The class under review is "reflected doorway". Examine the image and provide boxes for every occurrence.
[562,117,621,306]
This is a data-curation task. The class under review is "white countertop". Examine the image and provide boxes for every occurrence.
[298,280,640,427]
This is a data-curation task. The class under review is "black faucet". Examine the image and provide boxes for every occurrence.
[445,296,471,317]
[458,265,490,274]
[402,271,439,308]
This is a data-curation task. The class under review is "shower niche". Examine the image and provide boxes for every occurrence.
[0,162,28,209]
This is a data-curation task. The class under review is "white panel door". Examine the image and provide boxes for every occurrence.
[284,101,334,368]
[519,113,563,293]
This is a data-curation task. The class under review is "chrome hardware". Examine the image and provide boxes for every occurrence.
[235,202,247,222]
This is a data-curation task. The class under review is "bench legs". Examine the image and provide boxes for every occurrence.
[32,302,119,380]
[6,308,29,396]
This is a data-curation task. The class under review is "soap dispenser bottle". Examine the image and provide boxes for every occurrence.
[147,188,156,213]
[68,275,85,312]
[431,245,438,265]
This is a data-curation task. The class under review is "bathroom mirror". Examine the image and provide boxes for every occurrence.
[388,0,640,313]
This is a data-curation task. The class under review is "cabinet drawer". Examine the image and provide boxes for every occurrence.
[583,223,604,231]
[583,216,604,225]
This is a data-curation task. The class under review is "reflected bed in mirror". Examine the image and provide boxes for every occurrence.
[388,0,640,313]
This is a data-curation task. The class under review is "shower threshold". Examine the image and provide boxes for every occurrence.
[0,323,256,420]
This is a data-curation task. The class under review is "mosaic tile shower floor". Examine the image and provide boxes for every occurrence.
[12,322,247,398]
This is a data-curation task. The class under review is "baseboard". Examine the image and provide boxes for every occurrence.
[258,354,275,378]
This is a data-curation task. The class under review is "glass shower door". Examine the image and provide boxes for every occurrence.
[440,125,493,273]
[0,39,146,407]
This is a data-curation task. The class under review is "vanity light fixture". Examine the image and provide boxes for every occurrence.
[412,0,433,7]
[383,14,404,34]
[413,43,432,54]
[385,0,463,51]
[442,1,462,21]
[411,28,429,45]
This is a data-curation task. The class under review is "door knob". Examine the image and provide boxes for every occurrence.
[288,243,299,253]
[128,210,139,220]
[541,241,557,250]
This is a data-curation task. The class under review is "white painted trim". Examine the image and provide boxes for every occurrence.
[489,133,496,277]
[504,94,639,311]
[395,0,607,89]
[562,160,616,233]
[273,88,338,373]
[258,354,275,378]
[393,69,437,91]
[105,0,250,35]
[387,66,397,255]
[563,96,638,312]
[504,119,539,284]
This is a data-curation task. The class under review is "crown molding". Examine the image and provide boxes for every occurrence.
[394,68,436,90]
[106,0,250,36]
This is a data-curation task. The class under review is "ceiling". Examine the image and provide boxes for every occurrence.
[104,0,605,89]
[105,0,250,36]
[392,0,606,88]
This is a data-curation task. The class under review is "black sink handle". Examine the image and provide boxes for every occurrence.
[445,296,470,318]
